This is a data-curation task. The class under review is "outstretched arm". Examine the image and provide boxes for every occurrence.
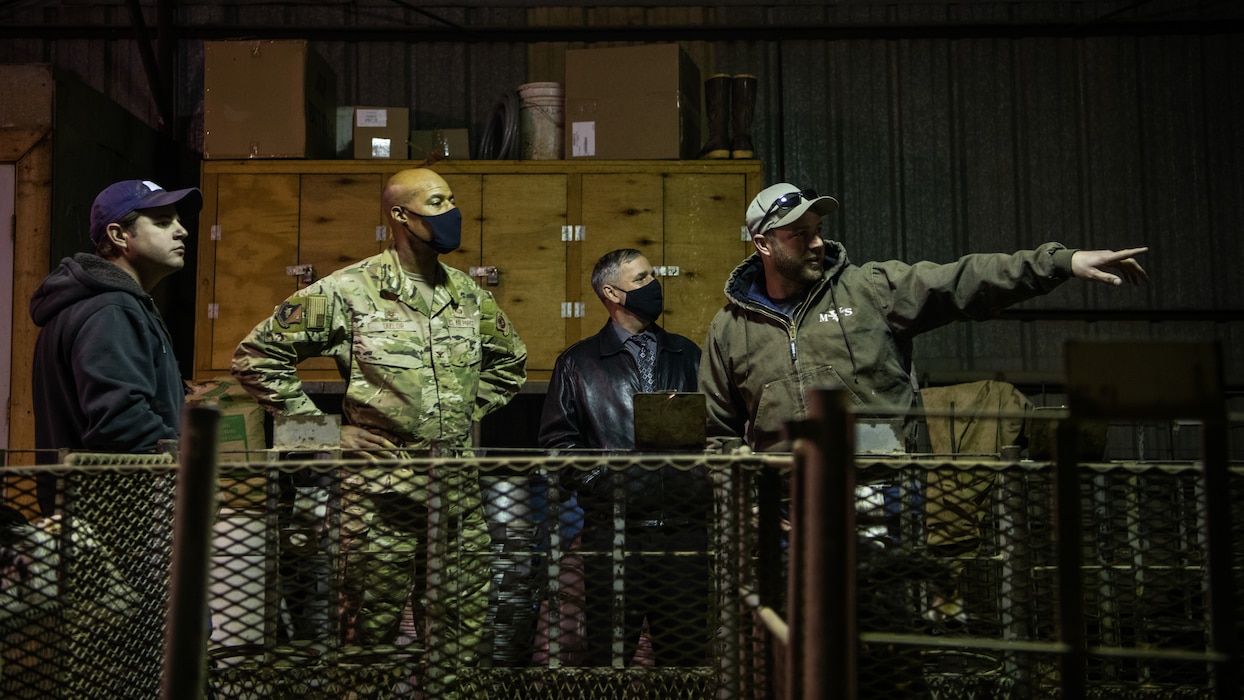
[1071,247,1149,286]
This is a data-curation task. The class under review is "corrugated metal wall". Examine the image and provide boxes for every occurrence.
[1,1,1240,387]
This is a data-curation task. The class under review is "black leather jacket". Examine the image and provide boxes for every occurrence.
[538,321,708,525]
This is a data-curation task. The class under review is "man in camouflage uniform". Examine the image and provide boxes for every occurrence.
[232,168,527,697]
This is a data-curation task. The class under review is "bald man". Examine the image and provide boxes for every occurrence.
[233,168,527,697]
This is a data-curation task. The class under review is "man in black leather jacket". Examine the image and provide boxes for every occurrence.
[538,248,711,668]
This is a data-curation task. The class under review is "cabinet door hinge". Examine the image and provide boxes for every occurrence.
[561,225,585,242]
[376,225,387,242]
[208,303,219,319]
[654,266,680,277]
[211,224,222,241]
[740,225,750,242]
[560,302,585,318]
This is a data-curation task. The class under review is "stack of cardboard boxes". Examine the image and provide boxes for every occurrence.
[203,40,470,161]
[203,40,704,162]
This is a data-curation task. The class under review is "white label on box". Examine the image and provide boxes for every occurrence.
[371,137,392,158]
[571,121,596,157]
[356,109,389,128]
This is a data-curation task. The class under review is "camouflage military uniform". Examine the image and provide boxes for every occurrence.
[233,248,527,697]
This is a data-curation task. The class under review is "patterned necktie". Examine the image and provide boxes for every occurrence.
[630,335,655,392]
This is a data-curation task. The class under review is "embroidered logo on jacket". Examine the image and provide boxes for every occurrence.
[819,307,854,323]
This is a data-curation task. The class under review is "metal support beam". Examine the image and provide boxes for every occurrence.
[122,0,175,133]
[2,19,1242,42]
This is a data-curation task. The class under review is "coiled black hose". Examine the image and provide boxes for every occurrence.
[479,89,520,159]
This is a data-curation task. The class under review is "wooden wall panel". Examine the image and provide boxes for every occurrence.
[481,173,567,372]
[579,173,665,341]
[3,130,51,494]
[662,172,754,346]
[440,172,485,275]
[299,173,385,272]
[209,173,301,371]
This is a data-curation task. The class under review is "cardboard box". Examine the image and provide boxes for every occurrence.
[564,44,701,160]
[409,128,471,160]
[186,376,267,463]
[353,106,409,159]
[204,40,336,159]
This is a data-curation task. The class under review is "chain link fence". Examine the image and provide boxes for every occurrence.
[1,436,1240,699]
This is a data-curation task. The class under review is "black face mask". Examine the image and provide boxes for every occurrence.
[403,207,462,255]
[622,278,664,321]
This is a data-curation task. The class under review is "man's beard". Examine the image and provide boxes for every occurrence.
[772,246,823,289]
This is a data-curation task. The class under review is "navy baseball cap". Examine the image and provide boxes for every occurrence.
[89,179,203,245]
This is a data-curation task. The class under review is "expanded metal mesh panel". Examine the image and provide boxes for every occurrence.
[850,458,1244,700]
[205,453,768,699]
[1,452,1240,699]
[1,456,176,699]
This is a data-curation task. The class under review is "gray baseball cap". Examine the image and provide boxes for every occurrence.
[745,183,839,236]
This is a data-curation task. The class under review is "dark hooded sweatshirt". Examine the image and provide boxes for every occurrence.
[30,253,183,463]
[699,241,1076,452]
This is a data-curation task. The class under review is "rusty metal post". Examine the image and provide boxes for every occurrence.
[788,389,857,700]
[161,405,221,700]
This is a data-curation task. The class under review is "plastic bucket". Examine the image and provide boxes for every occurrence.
[518,82,564,160]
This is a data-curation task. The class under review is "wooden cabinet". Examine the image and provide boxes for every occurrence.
[195,160,761,385]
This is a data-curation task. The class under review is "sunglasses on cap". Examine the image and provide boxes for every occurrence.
[761,188,819,225]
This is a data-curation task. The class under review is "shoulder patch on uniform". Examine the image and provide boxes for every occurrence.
[275,295,328,331]
[495,312,509,335]
[275,302,303,329]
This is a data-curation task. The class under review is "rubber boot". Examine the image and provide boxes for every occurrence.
[699,74,732,159]
[731,74,758,159]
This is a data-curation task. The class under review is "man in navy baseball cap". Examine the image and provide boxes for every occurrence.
[30,178,202,517]
[88,179,202,246]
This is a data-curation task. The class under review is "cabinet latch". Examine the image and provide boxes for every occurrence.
[561,225,585,242]
[286,264,315,285]
[469,266,500,286]
[654,266,680,277]
[560,302,585,318]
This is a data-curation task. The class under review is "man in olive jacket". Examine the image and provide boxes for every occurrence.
[700,183,1149,453]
